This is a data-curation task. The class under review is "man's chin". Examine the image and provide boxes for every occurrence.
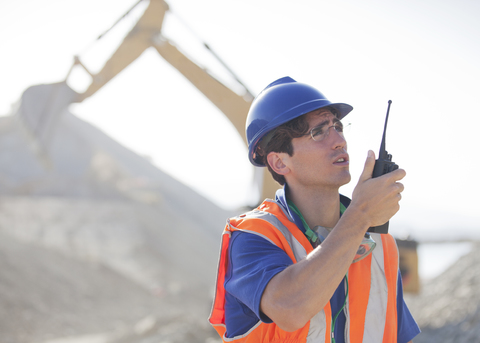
[342,170,352,185]
[338,172,351,187]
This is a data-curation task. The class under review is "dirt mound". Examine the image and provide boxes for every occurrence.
[0,195,227,343]
[0,232,170,343]
[405,243,480,342]
[0,196,222,296]
[0,83,233,342]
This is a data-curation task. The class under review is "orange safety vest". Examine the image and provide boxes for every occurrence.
[209,199,399,343]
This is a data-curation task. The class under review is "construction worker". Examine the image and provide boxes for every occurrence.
[209,77,420,342]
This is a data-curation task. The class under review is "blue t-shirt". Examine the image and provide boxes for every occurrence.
[223,187,420,342]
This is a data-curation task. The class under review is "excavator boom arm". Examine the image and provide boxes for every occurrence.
[71,0,278,201]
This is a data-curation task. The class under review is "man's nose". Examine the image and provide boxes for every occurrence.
[328,127,347,149]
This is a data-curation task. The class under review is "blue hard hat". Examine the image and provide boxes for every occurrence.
[246,76,353,167]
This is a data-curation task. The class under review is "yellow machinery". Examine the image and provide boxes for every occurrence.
[397,238,420,294]
[63,0,280,202]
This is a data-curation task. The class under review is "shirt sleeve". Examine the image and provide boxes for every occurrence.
[396,269,421,343]
[224,231,294,322]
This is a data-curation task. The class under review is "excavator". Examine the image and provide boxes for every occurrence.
[18,0,279,203]
[16,0,419,293]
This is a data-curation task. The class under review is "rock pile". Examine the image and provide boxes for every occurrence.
[405,243,480,342]
[0,83,232,342]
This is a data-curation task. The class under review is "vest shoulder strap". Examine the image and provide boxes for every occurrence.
[228,200,314,262]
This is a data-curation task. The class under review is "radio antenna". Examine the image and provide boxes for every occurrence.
[379,100,392,159]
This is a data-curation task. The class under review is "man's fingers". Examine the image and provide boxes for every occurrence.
[384,168,407,182]
[358,150,376,183]
[395,182,405,194]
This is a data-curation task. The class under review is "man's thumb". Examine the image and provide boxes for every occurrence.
[359,150,376,182]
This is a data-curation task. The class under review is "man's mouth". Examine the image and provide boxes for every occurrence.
[333,155,349,165]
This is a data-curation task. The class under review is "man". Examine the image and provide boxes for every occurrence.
[209,77,420,342]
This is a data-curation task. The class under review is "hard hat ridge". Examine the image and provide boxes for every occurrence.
[246,76,353,167]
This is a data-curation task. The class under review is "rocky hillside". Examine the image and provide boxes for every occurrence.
[405,243,480,343]
[0,83,233,342]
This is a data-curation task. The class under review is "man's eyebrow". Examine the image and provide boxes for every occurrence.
[311,119,329,129]
[312,117,341,128]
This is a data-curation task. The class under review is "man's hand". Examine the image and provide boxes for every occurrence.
[351,150,406,228]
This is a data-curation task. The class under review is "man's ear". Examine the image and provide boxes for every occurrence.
[267,152,291,176]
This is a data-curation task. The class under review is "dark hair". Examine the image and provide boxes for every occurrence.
[255,107,339,185]
[255,116,309,185]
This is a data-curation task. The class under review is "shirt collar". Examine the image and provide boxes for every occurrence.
[275,184,349,236]
[275,184,306,234]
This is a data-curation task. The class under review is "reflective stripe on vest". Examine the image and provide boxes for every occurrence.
[209,199,399,343]
[345,233,399,343]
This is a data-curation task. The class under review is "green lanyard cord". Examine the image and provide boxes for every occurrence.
[287,200,347,245]
[287,199,318,244]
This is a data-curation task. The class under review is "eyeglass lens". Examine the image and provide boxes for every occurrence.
[311,122,350,141]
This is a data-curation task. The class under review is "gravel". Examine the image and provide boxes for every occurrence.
[405,242,480,343]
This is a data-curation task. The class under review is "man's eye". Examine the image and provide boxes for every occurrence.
[334,123,344,132]
[311,127,325,137]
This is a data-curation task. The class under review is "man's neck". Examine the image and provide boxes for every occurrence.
[287,185,341,230]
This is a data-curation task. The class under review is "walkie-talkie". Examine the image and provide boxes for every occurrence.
[368,100,399,234]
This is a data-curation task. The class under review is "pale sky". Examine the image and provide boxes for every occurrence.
[1,0,479,241]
